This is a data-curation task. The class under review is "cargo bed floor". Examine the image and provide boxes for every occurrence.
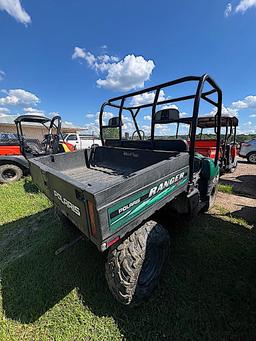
[62,164,135,186]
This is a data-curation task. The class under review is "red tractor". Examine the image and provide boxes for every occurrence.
[0,115,74,184]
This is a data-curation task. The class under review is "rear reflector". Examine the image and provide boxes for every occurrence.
[88,201,97,237]
[106,236,120,248]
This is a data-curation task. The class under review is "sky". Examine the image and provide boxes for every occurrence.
[0,0,256,136]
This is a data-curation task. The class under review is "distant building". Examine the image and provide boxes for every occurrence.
[0,115,83,140]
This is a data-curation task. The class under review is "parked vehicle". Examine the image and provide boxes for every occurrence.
[0,132,18,142]
[195,115,238,173]
[239,138,256,164]
[29,74,222,306]
[15,115,75,160]
[0,134,29,183]
[0,115,75,184]
[62,133,102,149]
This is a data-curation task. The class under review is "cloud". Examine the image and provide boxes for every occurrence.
[224,3,232,17]
[101,45,108,49]
[72,47,96,67]
[0,0,31,25]
[0,89,40,106]
[82,122,100,135]
[86,113,95,118]
[161,104,179,110]
[144,115,151,121]
[235,0,256,13]
[0,70,5,81]
[206,95,256,118]
[89,111,114,126]
[23,107,44,116]
[0,107,10,116]
[131,90,166,106]
[239,121,256,134]
[250,113,256,117]
[72,47,155,91]
[72,47,119,71]
[231,95,256,110]
[98,111,113,122]
[207,104,238,118]
[141,125,151,135]
[96,55,155,91]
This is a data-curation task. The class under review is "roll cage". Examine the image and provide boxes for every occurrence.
[196,116,238,142]
[99,74,222,182]
[14,114,63,157]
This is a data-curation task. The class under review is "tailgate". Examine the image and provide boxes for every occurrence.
[30,161,90,237]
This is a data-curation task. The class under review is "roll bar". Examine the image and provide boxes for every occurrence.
[99,74,222,183]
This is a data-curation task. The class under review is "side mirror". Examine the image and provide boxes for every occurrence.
[154,109,180,124]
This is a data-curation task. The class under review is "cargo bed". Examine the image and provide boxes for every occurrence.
[30,146,189,249]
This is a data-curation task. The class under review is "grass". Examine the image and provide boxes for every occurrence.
[1,178,256,340]
[218,183,233,194]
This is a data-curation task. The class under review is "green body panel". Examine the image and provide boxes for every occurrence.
[108,173,188,232]
[195,153,219,179]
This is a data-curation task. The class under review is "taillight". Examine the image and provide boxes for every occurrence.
[87,201,97,237]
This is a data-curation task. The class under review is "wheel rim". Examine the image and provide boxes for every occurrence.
[2,169,16,180]
[138,243,164,286]
[249,154,256,163]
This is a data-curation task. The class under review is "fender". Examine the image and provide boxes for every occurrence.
[0,155,29,170]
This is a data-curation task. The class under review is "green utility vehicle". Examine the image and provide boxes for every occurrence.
[29,74,222,305]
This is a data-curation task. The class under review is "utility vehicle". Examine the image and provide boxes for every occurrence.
[0,115,74,184]
[146,114,238,174]
[29,74,222,306]
[0,132,29,183]
[190,115,238,173]
[15,114,75,159]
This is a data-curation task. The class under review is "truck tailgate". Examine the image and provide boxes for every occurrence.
[30,161,91,237]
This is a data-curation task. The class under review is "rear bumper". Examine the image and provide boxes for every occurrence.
[239,150,247,157]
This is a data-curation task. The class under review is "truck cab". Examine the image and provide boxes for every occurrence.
[62,133,102,150]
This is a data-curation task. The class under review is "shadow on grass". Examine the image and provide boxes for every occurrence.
[1,210,256,339]
[227,204,256,228]
[220,174,256,199]
[23,178,40,194]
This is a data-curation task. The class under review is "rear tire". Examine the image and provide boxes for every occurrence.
[105,220,170,306]
[247,152,256,164]
[0,164,23,184]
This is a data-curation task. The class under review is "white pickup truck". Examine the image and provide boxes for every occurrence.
[62,133,102,150]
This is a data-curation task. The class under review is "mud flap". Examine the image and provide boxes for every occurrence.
[186,188,202,217]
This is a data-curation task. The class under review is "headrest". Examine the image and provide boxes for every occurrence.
[154,109,180,124]
[107,116,122,127]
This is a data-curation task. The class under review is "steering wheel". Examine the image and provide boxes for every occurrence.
[44,115,62,154]
[131,130,145,140]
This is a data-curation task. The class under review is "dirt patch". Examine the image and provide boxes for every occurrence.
[220,158,256,198]
[213,191,256,227]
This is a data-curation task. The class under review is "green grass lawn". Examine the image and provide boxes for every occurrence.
[1,178,256,340]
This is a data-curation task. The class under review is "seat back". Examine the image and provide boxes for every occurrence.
[105,139,188,152]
